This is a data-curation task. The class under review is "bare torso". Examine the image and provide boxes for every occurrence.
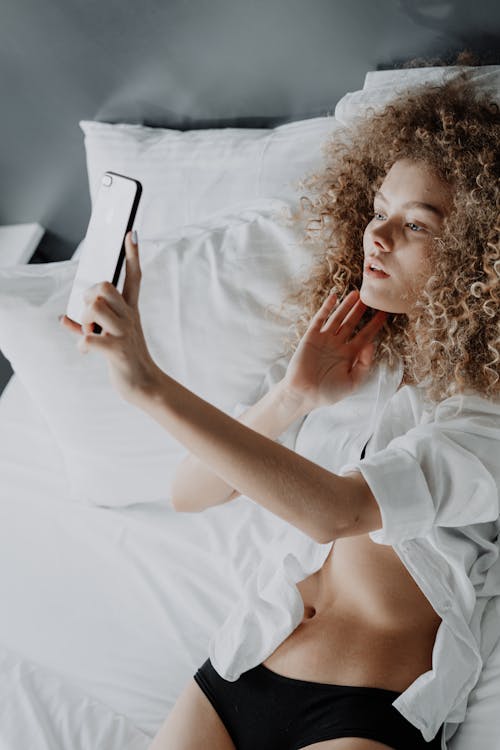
[262,532,442,693]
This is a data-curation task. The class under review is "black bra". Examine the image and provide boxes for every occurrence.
[360,439,370,461]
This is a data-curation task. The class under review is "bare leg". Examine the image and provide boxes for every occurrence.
[148,678,236,750]
[300,739,395,749]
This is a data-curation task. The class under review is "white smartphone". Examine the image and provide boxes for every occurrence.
[66,171,142,333]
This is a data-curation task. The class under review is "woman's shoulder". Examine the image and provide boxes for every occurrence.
[393,378,500,421]
[430,392,500,450]
[367,381,500,464]
[374,390,499,489]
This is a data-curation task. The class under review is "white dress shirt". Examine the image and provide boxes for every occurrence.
[209,356,500,746]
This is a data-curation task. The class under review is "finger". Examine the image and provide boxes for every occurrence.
[83,282,124,319]
[59,315,82,335]
[60,314,98,337]
[81,296,123,336]
[78,330,115,355]
[350,341,375,387]
[351,309,388,347]
[324,297,367,339]
[314,289,359,333]
[122,231,141,309]
[312,289,344,331]
[357,340,375,368]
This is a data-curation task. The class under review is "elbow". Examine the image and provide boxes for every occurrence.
[313,530,336,545]
[170,491,200,513]
[171,499,199,514]
[300,517,339,545]
[311,520,345,545]
[321,471,382,541]
[170,494,185,513]
[169,476,199,514]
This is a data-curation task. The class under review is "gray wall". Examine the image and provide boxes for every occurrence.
[1,0,500,393]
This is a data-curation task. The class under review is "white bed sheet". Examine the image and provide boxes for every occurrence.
[0,374,69,502]
[3,373,500,749]
[0,374,289,744]
[0,375,500,750]
[0,643,149,750]
[3,63,500,747]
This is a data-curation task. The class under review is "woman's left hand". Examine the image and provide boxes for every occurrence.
[59,231,162,405]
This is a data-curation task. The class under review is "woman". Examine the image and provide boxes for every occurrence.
[61,68,500,749]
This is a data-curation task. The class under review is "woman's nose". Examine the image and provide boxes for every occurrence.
[370,225,393,252]
[373,237,390,252]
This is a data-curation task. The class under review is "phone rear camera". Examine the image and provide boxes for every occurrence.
[102,174,113,186]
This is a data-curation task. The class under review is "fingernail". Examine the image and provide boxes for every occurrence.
[132,229,138,245]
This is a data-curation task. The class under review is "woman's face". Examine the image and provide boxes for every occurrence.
[361,158,452,315]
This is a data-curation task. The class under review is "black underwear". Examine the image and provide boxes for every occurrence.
[193,659,443,750]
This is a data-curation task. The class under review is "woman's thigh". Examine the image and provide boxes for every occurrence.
[301,739,395,750]
[148,679,236,750]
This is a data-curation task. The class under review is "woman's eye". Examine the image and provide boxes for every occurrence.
[372,211,425,233]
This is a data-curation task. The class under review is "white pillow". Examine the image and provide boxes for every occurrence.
[362,64,500,90]
[79,116,343,241]
[0,200,311,507]
[334,64,500,125]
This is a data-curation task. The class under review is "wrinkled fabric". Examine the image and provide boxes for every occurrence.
[210,358,500,746]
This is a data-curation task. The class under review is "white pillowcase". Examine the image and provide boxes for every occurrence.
[78,67,500,247]
[335,64,500,125]
[362,64,500,89]
[79,116,342,241]
[0,200,311,507]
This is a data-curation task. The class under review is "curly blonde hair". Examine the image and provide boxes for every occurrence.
[276,66,500,405]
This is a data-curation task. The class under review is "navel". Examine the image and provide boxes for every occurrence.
[303,605,317,620]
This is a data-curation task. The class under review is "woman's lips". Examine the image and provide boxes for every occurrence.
[364,265,390,278]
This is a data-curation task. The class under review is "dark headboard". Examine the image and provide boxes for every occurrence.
[1,0,499,263]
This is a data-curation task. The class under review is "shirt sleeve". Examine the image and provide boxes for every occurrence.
[338,408,500,546]
[230,354,306,452]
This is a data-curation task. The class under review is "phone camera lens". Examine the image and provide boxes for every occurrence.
[102,174,113,186]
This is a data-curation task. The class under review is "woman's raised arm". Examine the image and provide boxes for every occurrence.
[60,234,386,540]
[169,379,309,512]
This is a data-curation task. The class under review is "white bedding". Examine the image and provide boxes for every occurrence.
[2,64,500,748]
[0,644,149,750]
[0,375,287,745]
[3,364,500,750]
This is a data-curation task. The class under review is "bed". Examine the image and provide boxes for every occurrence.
[1,64,500,750]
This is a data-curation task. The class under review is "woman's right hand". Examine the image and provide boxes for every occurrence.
[281,289,388,411]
